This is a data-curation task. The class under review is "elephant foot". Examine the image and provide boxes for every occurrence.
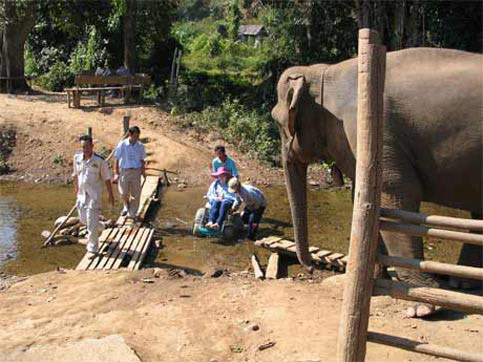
[448,276,483,291]
[406,303,437,318]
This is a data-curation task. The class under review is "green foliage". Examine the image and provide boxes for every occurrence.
[97,147,110,159]
[52,154,64,165]
[37,61,73,91]
[70,25,109,74]
[0,156,9,175]
[178,98,280,165]
[227,0,240,40]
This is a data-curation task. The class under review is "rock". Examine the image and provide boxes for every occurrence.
[41,230,51,239]
[251,324,259,331]
[153,268,163,278]
[77,238,88,245]
[177,183,187,189]
[141,278,155,284]
[54,216,80,228]
[258,341,276,351]
[209,269,224,278]
[54,238,73,246]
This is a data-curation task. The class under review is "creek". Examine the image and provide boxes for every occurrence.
[0,181,465,276]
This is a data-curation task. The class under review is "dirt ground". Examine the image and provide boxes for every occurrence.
[1,93,482,361]
[0,92,329,187]
[0,270,481,362]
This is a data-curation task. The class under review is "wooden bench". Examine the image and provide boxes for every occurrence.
[65,73,151,108]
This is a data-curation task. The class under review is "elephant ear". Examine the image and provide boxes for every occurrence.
[287,75,305,138]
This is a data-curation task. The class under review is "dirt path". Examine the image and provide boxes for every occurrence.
[0,270,481,362]
[0,93,329,187]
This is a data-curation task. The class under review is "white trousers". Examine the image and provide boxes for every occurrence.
[118,168,142,217]
[77,195,105,253]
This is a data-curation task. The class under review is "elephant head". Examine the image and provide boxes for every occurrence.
[271,65,354,271]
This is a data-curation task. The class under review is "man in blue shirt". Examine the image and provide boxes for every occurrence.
[211,145,239,178]
[113,126,146,219]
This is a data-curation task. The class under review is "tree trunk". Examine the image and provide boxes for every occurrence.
[0,1,35,93]
[123,0,137,73]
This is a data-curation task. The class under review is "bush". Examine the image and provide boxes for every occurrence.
[37,61,74,92]
[178,98,280,165]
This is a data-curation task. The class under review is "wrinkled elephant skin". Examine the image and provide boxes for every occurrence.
[272,48,482,297]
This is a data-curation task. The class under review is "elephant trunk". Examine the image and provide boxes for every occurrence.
[284,159,313,272]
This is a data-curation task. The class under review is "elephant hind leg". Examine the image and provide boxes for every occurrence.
[449,212,483,290]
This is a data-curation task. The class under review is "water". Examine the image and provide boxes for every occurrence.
[0,181,467,276]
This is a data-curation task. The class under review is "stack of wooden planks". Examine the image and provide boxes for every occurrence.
[254,236,349,271]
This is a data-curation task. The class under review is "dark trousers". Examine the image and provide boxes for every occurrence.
[208,199,234,226]
[242,206,265,239]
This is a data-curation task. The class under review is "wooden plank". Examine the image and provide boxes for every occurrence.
[94,227,128,270]
[131,229,155,270]
[87,227,125,270]
[251,253,264,280]
[265,253,280,279]
[103,226,141,270]
[327,252,345,262]
[374,279,483,315]
[367,332,483,362]
[257,236,283,246]
[110,226,145,270]
[277,239,295,249]
[380,208,483,231]
[127,228,151,270]
[316,250,333,259]
[309,246,320,253]
[76,227,117,270]
[380,255,483,280]
[380,221,483,246]
[137,176,160,220]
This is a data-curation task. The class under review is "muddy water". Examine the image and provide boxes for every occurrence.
[0,182,467,276]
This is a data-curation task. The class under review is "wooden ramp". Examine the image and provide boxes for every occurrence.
[255,236,348,271]
[76,176,160,271]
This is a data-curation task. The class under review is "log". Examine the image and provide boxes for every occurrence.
[379,255,483,281]
[54,215,79,228]
[251,253,264,280]
[367,332,483,362]
[265,253,280,279]
[373,278,483,315]
[380,221,483,246]
[337,29,386,362]
[42,205,77,248]
[380,208,483,231]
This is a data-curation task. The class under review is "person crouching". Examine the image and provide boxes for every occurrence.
[228,178,267,240]
[205,167,236,231]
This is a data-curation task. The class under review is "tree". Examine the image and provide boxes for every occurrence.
[123,0,137,72]
[227,0,241,40]
[0,0,36,93]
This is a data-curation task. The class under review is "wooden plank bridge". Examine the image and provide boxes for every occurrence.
[76,175,161,271]
[255,236,349,272]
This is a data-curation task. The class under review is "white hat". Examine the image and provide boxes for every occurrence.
[228,177,240,193]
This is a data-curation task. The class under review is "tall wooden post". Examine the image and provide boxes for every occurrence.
[123,115,130,134]
[337,29,386,362]
[88,127,92,138]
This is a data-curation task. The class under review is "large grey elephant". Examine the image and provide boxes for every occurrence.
[272,48,482,317]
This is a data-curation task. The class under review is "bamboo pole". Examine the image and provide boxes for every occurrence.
[380,221,483,246]
[379,255,483,280]
[42,130,129,248]
[337,29,386,362]
[380,208,483,231]
[373,279,483,314]
[367,332,483,362]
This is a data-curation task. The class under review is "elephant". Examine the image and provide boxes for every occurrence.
[271,47,482,317]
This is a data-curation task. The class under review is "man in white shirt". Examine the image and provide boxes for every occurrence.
[113,126,146,219]
[73,135,114,258]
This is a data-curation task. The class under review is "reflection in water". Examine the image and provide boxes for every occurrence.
[0,181,466,276]
[0,197,19,264]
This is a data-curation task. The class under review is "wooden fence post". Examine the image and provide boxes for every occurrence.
[123,115,130,134]
[88,127,92,138]
[336,28,386,362]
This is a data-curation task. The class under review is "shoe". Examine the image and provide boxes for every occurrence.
[205,222,213,229]
[212,223,219,231]
[120,210,128,217]
[87,251,98,260]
